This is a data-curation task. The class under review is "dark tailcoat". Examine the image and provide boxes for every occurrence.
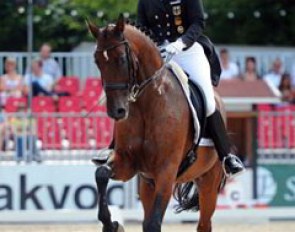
[137,0,221,86]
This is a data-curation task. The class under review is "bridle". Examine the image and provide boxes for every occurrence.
[96,37,165,102]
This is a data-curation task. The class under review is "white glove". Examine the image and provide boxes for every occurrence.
[165,39,186,55]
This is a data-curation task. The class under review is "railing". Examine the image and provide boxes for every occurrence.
[1,46,295,80]
[0,112,113,162]
[0,52,100,80]
[2,105,295,163]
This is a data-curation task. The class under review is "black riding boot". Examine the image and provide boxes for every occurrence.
[207,110,245,177]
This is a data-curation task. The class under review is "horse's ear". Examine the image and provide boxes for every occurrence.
[86,19,100,39]
[115,14,125,34]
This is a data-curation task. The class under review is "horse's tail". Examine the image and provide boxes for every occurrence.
[173,182,200,213]
[173,176,227,213]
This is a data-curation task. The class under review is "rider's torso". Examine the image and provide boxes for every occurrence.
[139,0,190,44]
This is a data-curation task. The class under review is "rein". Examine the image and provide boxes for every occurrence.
[128,65,166,102]
[97,40,135,92]
[96,38,166,103]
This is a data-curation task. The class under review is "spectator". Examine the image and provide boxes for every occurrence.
[219,48,239,80]
[242,57,260,81]
[263,58,283,88]
[24,58,55,97]
[9,104,40,162]
[39,43,62,80]
[291,62,295,87]
[278,73,294,103]
[0,109,5,151]
[0,57,24,106]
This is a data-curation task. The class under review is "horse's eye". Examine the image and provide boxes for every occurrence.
[118,55,126,64]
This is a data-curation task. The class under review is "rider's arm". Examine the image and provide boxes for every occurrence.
[137,0,149,27]
[181,0,205,48]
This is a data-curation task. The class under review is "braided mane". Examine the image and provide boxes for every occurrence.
[125,20,157,44]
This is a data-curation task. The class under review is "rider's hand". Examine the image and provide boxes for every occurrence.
[165,39,186,55]
[160,47,167,60]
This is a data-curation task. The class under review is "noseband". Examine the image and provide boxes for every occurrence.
[96,38,165,102]
[96,40,137,93]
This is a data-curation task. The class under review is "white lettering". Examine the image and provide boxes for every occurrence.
[284,176,295,201]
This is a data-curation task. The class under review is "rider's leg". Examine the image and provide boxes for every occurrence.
[172,43,244,177]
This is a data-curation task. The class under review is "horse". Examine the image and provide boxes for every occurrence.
[87,15,225,232]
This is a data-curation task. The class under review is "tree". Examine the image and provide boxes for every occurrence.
[203,0,295,45]
[0,0,138,51]
[0,0,293,51]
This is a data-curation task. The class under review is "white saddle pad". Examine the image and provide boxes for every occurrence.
[168,61,214,147]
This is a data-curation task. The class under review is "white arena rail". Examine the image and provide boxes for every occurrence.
[0,46,294,80]
[0,163,294,223]
[0,52,100,80]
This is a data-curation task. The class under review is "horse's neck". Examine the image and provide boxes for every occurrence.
[125,27,163,82]
[138,46,163,81]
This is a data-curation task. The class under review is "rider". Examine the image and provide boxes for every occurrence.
[136,0,244,177]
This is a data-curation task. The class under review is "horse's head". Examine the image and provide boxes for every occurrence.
[87,15,135,121]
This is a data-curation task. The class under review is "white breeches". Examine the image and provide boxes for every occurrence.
[171,42,216,117]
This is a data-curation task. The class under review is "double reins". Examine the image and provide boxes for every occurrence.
[96,38,166,102]
[96,40,136,92]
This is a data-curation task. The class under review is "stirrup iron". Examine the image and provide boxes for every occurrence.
[222,154,245,178]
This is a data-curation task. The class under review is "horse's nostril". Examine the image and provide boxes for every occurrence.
[117,108,126,116]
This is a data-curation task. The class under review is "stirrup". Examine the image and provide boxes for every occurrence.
[92,149,113,166]
[222,154,245,178]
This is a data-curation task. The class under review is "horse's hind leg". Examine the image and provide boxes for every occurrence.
[196,160,224,232]
[139,173,175,232]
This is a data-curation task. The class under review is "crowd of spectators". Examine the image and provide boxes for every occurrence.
[219,48,295,104]
[0,43,62,159]
[0,44,294,161]
[1,45,294,105]
[0,43,62,108]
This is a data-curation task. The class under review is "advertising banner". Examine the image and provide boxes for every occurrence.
[0,164,256,212]
[257,164,295,207]
[0,164,135,212]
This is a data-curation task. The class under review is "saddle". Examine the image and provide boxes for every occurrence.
[167,62,207,142]
[167,62,209,177]
[187,79,207,145]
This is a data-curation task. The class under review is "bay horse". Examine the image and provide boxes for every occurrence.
[87,15,225,232]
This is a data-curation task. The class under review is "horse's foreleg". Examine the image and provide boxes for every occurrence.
[196,160,223,232]
[140,174,175,232]
[94,149,137,232]
[95,150,136,232]
[95,165,124,232]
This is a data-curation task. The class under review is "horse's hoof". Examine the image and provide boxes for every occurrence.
[117,223,125,232]
[102,221,124,232]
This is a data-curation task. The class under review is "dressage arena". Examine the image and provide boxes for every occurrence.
[1,1,295,232]
[1,222,295,232]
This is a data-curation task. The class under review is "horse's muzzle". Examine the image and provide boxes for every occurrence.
[108,107,127,121]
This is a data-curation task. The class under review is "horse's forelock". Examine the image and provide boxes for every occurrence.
[101,24,116,38]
